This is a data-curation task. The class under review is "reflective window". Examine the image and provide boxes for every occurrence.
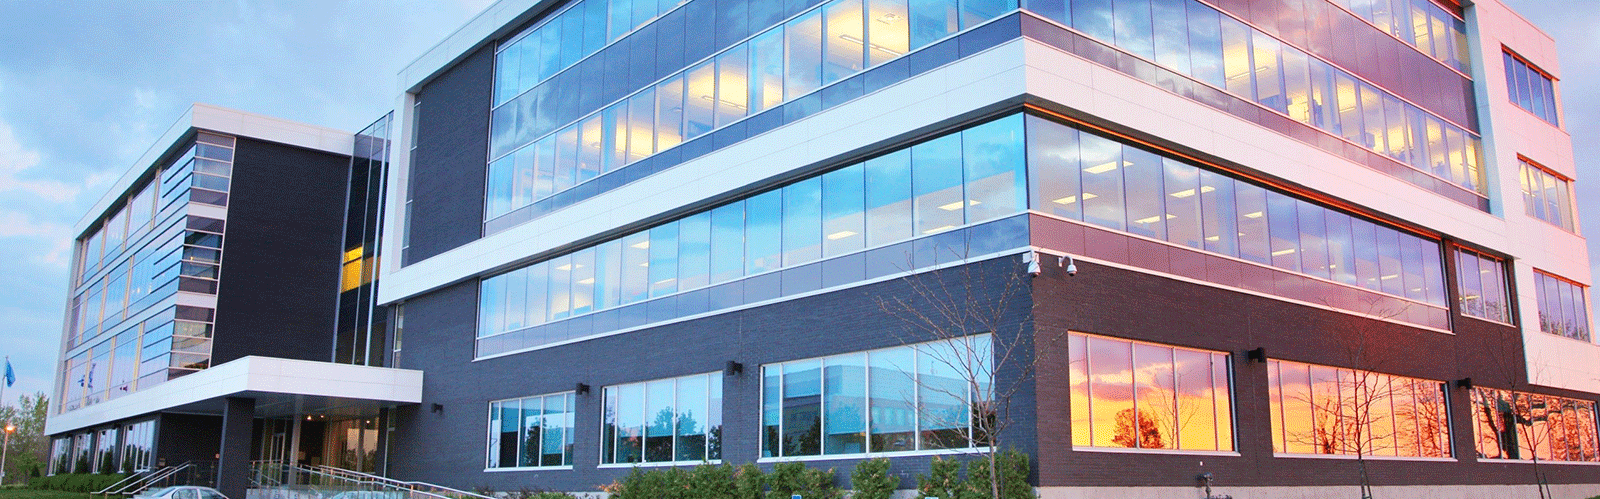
[1327,0,1470,72]
[1267,359,1451,458]
[485,0,1016,225]
[1024,0,1485,196]
[477,117,1029,353]
[1455,248,1510,324]
[601,372,723,464]
[1519,159,1575,232]
[763,335,992,457]
[487,392,576,468]
[1068,333,1233,451]
[1472,388,1599,462]
[1503,51,1560,125]
[1534,271,1591,342]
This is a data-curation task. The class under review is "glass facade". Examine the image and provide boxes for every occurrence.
[1067,333,1233,451]
[1454,248,1511,324]
[1266,359,1451,458]
[60,132,236,414]
[1503,51,1559,126]
[601,372,723,465]
[488,392,576,468]
[1519,159,1575,232]
[478,112,1454,357]
[761,335,992,457]
[487,0,1018,223]
[1533,271,1590,342]
[477,115,1029,357]
[1024,0,1485,196]
[119,420,155,472]
[335,114,393,366]
[1327,0,1469,73]
[1027,115,1448,307]
[1472,388,1598,462]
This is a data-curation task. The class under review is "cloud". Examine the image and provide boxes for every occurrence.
[0,118,80,203]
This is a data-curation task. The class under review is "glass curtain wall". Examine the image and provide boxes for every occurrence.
[1326,0,1469,72]
[335,114,393,366]
[1067,333,1233,451]
[479,112,1453,357]
[1266,359,1452,457]
[1022,0,1485,195]
[1472,388,1599,462]
[488,0,1016,222]
[59,133,236,414]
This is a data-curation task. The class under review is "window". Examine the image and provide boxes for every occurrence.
[1455,248,1511,324]
[1472,388,1598,462]
[1519,159,1575,231]
[1534,271,1591,342]
[1068,333,1233,452]
[1026,115,1447,308]
[1266,360,1451,458]
[488,392,575,468]
[1504,50,1559,125]
[762,335,992,458]
[601,372,722,465]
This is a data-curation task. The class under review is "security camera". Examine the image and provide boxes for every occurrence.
[1059,255,1078,277]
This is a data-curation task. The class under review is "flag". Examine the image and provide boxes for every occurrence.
[3,358,12,387]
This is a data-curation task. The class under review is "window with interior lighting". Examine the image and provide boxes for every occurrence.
[1455,248,1511,324]
[1519,158,1575,231]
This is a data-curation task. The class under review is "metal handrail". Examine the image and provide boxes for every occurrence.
[105,462,194,496]
[96,470,153,495]
[252,464,491,499]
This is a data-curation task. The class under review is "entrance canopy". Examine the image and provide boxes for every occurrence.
[46,356,424,434]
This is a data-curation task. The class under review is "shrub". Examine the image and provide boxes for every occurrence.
[686,464,738,499]
[848,459,896,499]
[733,463,766,499]
[915,457,965,499]
[529,493,574,499]
[28,473,128,492]
[611,467,690,499]
[964,450,1032,499]
[767,462,839,499]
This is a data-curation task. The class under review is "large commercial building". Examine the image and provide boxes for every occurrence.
[46,0,1600,496]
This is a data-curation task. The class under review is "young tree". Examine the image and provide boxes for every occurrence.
[1473,327,1558,499]
[0,393,50,484]
[879,254,1055,499]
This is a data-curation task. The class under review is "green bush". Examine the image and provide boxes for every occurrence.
[610,467,689,499]
[685,464,738,499]
[964,450,1033,499]
[848,459,896,499]
[528,493,573,499]
[733,464,765,499]
[915,457,965,499]
[767,462,839,499]
[27,473,128,493]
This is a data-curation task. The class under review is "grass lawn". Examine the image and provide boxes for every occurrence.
[0,490,95,499]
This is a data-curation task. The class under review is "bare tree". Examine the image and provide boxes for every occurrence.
[1474,327,1559,499]
[878,253,1057,499]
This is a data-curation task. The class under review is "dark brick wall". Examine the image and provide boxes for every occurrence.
[211,137,348,364]
[1029,233,1600,488]
[386,257,1038,491]
[405,45,492,265]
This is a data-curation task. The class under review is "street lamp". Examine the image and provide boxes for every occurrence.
[1,422,15,485]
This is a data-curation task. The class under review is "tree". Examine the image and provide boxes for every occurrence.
[0,393,50,484]
[1473,323,1559,499]
[1109,408,1163,449]
[879,254,1055,499]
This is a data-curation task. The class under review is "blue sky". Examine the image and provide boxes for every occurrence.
[0,0,1591,408]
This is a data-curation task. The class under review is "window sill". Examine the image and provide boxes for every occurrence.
[598,460,722,469]
[1072,447,1239,457]
[1475,457,1600,466]
[484,466,573,472]
[758,447,983,463]
[1272,453,1455,462]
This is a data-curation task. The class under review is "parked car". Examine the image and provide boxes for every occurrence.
[134,486,229,499]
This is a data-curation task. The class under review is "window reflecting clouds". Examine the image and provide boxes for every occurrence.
[1069,333,1233,452]
[1266,360,1450,458]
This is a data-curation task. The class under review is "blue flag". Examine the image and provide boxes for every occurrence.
[4,359,14,387]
